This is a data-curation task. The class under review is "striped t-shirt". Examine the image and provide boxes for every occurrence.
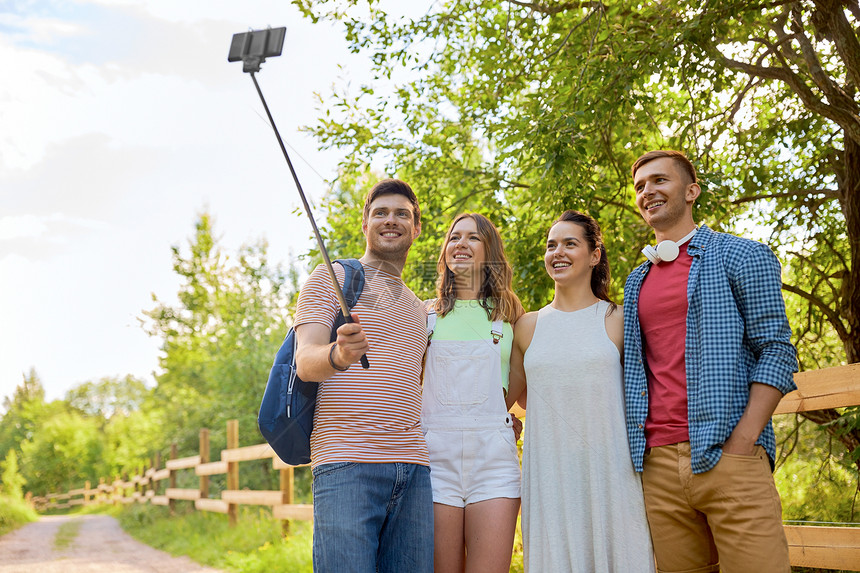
[294,262,430,468]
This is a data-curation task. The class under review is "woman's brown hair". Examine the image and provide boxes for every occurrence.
[434,213,525,323]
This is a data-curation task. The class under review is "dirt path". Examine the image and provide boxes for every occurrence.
[0,514,223,572]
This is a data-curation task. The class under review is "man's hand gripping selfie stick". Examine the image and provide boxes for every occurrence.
[228,27,370,370]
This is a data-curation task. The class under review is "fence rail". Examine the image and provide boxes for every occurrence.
[30,363,860,570]
[31,421,307,530]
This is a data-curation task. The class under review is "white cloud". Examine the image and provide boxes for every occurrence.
[0,214,48,240]
[0,12,85,44]
[0,0,369,401]
[0,213,109,242]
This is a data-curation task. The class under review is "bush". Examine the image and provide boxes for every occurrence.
[0,495,38,536]
[116,503,312,573]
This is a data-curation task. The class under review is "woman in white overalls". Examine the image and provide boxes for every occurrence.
[422,213,524,573]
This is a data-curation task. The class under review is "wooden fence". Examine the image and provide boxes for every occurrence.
[32,419,312,527]
[30,363,860,571]
[774,363,860,570]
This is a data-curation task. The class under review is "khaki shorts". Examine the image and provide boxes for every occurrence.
[642,442,790,573]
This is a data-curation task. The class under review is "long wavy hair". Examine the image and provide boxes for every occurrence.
[551,210,616,310]
[435,213,525,323]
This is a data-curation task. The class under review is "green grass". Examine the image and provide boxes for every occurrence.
[510,514,524,572]
[109,502,528,572]
[74,502,122,517]
[53,518,82,550]
[0,495,38,537]
[116,503,312,573]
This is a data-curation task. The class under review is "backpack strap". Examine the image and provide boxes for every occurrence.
[328,259,366,343]
[334,259,365,309]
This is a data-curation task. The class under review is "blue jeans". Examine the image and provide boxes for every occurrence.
[312,462,433,573]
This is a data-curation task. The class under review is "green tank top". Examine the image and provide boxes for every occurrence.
[430,299,514,392]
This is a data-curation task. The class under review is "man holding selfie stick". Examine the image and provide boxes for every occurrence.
[293,179,432,573]
[228,28,432,572]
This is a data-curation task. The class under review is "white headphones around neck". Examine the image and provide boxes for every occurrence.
[641,228,698,264]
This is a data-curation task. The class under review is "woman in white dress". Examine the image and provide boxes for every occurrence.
[422,213,524,573]
[507,210,655,573]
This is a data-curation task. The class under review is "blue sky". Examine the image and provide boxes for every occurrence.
[0,0,416,402]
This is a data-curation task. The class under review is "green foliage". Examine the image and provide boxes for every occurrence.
[295,1,681,310]
[0,368,47,466]
[294,0,854,351]
[0,494,37,536]
[142,212,297,487]
[66,375,150,419]
[291,0,860,522]
[117,504,312,573]
[99,405,164,480]
[775,415,859,523]
[18,411,103,495]
[1,450,26,500]
[0,212,301,497]
[510,514,524,573]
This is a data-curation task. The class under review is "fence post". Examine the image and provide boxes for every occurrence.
[153,451,161,499]
[146,458,152,500]
[85,480,91,505]
[280,467,294,535]
[199,428,210,500]
[99,477,105,504]
[227,419,239,527]
[169,443,177,515]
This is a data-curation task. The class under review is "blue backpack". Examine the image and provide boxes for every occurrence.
[258,259,365,465]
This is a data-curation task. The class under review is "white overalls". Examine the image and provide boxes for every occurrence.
[421,307,521,507]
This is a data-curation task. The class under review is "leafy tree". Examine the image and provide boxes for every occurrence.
[66,375,149,419]
[293,0,702,305]
[685,0,858,360]
[64,376,162,479]
[0,450,26,500]
[0,368,47,467]
[18,410,102,495]
[292,0,860,465]
[98,406,165,480]
[143,212,295,459]
[670,0,860,460]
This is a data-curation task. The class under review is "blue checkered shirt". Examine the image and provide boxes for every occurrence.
[623,226,797,474]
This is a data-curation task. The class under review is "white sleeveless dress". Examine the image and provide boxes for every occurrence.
[521,301,655,573]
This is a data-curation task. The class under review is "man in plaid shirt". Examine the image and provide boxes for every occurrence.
[623,150,798,573]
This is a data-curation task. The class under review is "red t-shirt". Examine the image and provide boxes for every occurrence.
[638,249,693,447]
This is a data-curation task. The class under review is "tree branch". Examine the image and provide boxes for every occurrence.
[715,50,860,142]
[788,7,857,112]
[727,77,763,124]
[731,189,840,204]
[505,0,596,16]
[782,282,849,340]
[818,230,850,270]
[847,0,860,22]
[785,249,842,299]
[812,0,860,90]
[544,6,599,62]
[593,194,640,216]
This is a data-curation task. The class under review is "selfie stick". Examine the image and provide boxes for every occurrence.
[228,27,369,369]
